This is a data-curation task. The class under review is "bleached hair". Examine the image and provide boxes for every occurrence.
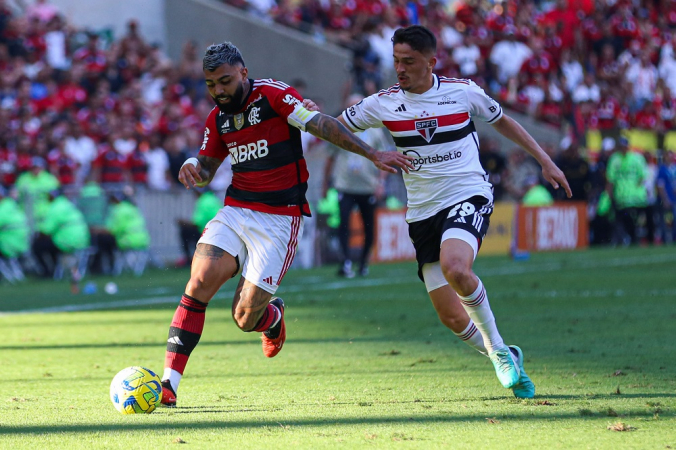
[203,41,245,71]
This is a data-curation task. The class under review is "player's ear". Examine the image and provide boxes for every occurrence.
[240,66,248,79]
[428,56,437,70]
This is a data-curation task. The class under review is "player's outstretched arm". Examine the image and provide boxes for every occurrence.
[491,114,572,198]
[178,155,223,189]
[305,113,414,174]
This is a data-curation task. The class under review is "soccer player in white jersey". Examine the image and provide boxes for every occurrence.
[306,25,571,398]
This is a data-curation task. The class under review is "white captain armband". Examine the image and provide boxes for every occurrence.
[181,157,199,170]
[287,105,319,132]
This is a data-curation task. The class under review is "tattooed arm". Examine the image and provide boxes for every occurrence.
[178,155,223,189]
[305,113,413,174]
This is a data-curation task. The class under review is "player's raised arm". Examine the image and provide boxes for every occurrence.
[178,155,223,189]
[490,114,572,198]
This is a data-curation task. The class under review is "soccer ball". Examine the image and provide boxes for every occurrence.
[110,366,162,414]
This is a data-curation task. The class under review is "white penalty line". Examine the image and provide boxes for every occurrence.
[3,252,674,316]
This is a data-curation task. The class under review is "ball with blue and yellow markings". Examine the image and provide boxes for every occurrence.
[110,366,162,414]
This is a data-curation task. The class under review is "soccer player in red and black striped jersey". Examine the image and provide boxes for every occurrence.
[160,42,413,406]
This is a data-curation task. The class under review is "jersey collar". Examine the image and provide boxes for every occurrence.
[403,74,440,99]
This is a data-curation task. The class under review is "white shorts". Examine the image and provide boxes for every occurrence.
[198,206,304,294]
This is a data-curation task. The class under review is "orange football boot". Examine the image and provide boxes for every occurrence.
[261,297,286,358]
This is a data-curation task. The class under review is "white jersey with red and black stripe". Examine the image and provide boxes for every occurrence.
[341,74,502,222]
[199,78,318,217]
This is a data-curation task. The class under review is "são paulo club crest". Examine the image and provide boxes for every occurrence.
[415,119,438,143]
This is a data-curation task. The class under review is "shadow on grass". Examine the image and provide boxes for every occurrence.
[0,334,431,351]
[0,408,669,436]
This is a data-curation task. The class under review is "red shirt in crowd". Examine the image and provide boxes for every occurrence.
[543,6,579,48]
[47,148,78,186]
[93,146,127,183]
[125,150,148,185]
[632,108,658,129]
[521,51,556,77]
[595,97,620,130]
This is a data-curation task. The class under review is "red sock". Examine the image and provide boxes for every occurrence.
[252,303,280,332]
[165,294,208,375]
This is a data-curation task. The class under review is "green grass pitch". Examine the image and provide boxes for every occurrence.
[1,246,675,449]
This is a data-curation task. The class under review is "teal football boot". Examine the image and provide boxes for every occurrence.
[509,345,535,399]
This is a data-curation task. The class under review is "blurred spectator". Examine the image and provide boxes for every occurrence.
[489,26,532,85]
[144,133,171,191]
[31,188,90,278]
[15,156,59,225]
[125,143,148,189]
[554,140,591,201]
[504,150,540,201]
[105,190,149,253]
[606,136,649,244]
[176,188,222,266]
[0,185,29,263]
[26,0,60,24]
[625,53,658,110]
[165,133,190,186]
[324,93,391,278]
[453,34,481,77]
[90,134,128,192]
[479,138,507,201]
[64,121,97,184]
[44,14,68,70]
[656,150,676,243]
[572,72,600,104]
[559,49,584,93]
[521,175,554,207]
[47,139,78,187]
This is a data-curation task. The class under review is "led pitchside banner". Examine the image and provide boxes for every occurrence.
[515,203,588,252]
[350,205,517,264]
[371,209,416,263]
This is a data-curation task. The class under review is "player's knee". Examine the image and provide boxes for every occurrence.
[185,275,215,303]
[440,260,472,289]
[437,312,466,332]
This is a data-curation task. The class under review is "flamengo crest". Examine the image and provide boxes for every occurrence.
[415,119,438,143]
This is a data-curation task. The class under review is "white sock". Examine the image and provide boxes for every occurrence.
[162,368,182,393]
[453,320,487,356]
[458,279,505,354]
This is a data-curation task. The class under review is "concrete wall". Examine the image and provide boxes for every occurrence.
[164,0,352,114]
[45,0,166,45]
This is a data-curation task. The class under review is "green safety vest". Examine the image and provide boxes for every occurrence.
[106,201,150,250]
[0,198,29,258]
[193,192,223,231]
[39,196,90,252]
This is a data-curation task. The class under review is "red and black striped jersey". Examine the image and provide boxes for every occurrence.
[199,78,312,217]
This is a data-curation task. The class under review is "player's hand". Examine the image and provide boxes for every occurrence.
[373,151,415,174]
[542,162,572,198]
[178,161,203,189]
[302,98,319,112]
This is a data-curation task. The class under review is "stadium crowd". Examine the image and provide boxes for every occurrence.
[0,0,675,284]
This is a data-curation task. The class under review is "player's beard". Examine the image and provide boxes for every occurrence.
[212,82,245,115]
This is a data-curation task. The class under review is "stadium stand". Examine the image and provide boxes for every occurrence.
[0,0,673,281]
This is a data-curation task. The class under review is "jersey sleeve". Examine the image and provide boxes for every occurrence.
[465,81,503,124]
[198,108,228,161]
[266,84,319,132]
[341,94,384,132]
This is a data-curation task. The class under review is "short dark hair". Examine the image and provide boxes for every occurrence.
[392,26,436,55]
[203,42,245,72]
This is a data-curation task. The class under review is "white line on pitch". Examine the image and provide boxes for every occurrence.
[2,252,673,315]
